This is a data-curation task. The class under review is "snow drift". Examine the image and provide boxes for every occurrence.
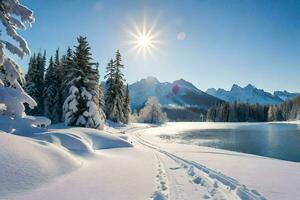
[0,131,79,197]
[35,127,132,155]
[0,117,132,198]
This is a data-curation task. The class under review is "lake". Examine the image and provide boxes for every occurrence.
[160,122,300,162]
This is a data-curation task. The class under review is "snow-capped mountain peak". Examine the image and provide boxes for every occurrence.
[244,84,256,90]
[206,84,283,105]
[273,90,300,101]
[140,76,159,85]
[129,77,221,110]
[231,84,242,91]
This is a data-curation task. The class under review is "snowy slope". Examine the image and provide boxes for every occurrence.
[0,131,79,197]
[129,77,221,110]
[206,84,283,105]
[0,117,134,199]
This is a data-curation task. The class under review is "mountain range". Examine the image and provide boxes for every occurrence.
[128,77,222,121]
[273,90,300,101]
[206,84,299,105]
[102,76,299,121]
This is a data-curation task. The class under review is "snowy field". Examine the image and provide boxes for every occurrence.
[1,121,300,200]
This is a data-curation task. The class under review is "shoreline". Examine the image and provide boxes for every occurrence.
[134,123,300,199]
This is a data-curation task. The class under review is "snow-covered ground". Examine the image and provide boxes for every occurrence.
[130,122,300,200]
[1,121,300,200]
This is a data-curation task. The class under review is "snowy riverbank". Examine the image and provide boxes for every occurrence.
[133,122,300,200]
[1,122,299,199]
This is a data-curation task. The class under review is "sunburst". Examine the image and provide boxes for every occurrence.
[125,16,161,57]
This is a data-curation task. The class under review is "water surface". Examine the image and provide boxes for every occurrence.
[160,123,300,162]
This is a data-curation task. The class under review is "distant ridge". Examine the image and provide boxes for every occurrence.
[206,84,299,105]
[273,90,300,101]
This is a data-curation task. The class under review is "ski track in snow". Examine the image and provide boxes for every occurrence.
[128,128,267,200]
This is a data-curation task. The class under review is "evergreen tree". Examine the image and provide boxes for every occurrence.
[37,50,46,112]
[61,47,74,105]
[267,96,300,121]
[94,63,106,123]
[104,59,115,117]
[53,49,63,121]
[63,36,105,129]
[25,53,37,100]
[123,84,131,124]
[44,56,61,123]
[108,50,126,123]
[25,53,36,85]
[206,102,269,122]
[96,63,106,120]
[206,105,216,122]
[25,51,46,116]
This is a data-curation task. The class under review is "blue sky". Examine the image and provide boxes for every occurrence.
[18,0,300,92]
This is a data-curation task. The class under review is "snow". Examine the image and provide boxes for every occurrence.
[130,122,300,200]
[206,84,283,105]
[63,86,79,125]
[129,77,220,110]
[10,148,156,200]
[0,0,33,56]
[24,116,51,127]
[0,103,7,112]
[81,87,92,100]
[63,85,105,129]
[0,87,37,117]
[0,0,37,118]
[0,130,79,198]
[138,96,167,124]
[0,117,136,199]
[1,121,300,199]
[273,90,300,101]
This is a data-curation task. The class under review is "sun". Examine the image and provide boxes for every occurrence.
[125,17,161,57]
[138,34,151,48]
[132,28,157,56]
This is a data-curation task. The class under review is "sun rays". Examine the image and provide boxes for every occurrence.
[125,14,162,58]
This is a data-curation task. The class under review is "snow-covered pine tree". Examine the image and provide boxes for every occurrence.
[108,50,126,123]
[130,109,139,123]
[123,84,131,124]
[63,36,105,129]
[104,59,115,117]
[93,62,106,123]
[95,62,106,121]
[0,0,37,117]
[25,51,46,115]
[138,96,167,124]
[43,56,61,123]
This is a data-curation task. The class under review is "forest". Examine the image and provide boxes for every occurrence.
[207,97,300,122]
[24,37,131,129]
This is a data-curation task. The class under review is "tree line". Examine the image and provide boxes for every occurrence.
[268,96,300,121]
[207,97,300,122]
[25,36,130,129]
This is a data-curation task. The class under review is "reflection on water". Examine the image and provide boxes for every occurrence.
[160,123,300,162]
